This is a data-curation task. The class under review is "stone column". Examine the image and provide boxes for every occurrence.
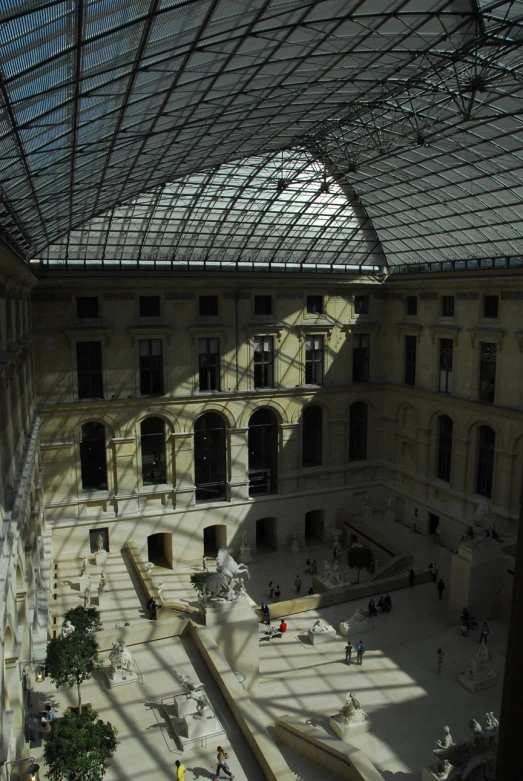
[111,436,138,515]
[227,427,249,502]
[173,432,195,507]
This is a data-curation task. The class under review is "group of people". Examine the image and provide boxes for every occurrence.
[344,639,366,665]
[146,596,162,620]
[40,704,57,733]
[367,593,393,616]
[305,558,318,575]
[175,745,234,780]
[260,602,288,636]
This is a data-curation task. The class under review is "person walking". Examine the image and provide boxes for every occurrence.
[345,641,353,665]
[295,575,303,594]
[311,559,317,575]
[211,745,234,780]
[437,578,446,600]
[202,555,207,571]
[356,640,365,665]
[436,647,445,674]
[305,558,311,574]
[175,759,186,780]
[274,584,281,602]
[479,621,490,644]
[408,568,415,587]
[268,581,274,599]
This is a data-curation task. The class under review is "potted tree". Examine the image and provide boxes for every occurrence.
[45,631,101,715]
[347,545,375,584]
[44,706,118,781]
[64,605,103,635]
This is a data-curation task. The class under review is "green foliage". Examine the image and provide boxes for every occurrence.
[44,707,118,781]
[64,606,102,634]
[46,632,101,713]
[347,545,375,583]
[190,571,211,594]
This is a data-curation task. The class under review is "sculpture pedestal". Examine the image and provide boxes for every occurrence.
[76,576,90,592]
[308,628,337,645]
[95,551,108,567]
[239,545,252,563]
[338,620,371,637]
[330,716,372,740]
[183,713,218,739]
[200,595,259,690]
[448,542,504,625]
[96,590,109,606]
[105,661,140,688]
[173,694,198,717]
[458,672,498,692]
[290,542,300,555]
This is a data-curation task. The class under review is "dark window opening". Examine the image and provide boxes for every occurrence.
[199,337,220,391]
[353,334,369,382]
[307,295,323,315]
[439,339,453,393]
[406,296,418,316]
[141,417,166,485]
[80,422,107,491]
[140,296,160,318]
[194,412,226,502]
[76,341,103,399]
[248,408,278,496]
[441,295,455,317]
[254,295,272,315]
[349,402,368,461]
[437,415,453,482]
[76,296,99,319]
[199,295,218,316]
[476,425,495,498]
[479,342,496,403]
[254,335,274,388]
[404,335,416,386]
[139,339,163,395]
[483,295,498,319]
[354,295,369,315]
[305,334,323,384]
[302,405,322,468]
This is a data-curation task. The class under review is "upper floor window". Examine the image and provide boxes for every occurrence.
[139,339,163,395]
[302,405,322,468]
[404,335,416,386]
[248,408,278,496]
[254,295,272,316]
[139,295,160,318]
[441,295,455,317]
[406,296,418,316]
[305,335,323,384]
[354,295,369,315]
[437,415,453,482]
[199,337,220,391]
[76,341,103,399]
[439,339,453,393]
[483,295,498,319]
[141,417,166,485]
[476,425,495,498]
[80,422,107,492]
[307,295,323,315]
[199,295,218,316]
[194,412,226,502]
[352,334,369,382]
[479,342,496,403]
[349,401,368,461]
[76,296,99,319]
[254,336,274,388]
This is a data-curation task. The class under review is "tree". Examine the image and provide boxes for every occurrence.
[190,571,211,595]
[44,707,118,781]
[64,606,102,634]
[46,632,101,714]
[347,545,375,583]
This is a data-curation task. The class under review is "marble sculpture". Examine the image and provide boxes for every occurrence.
[432,712,498,781]
[202,546,249,602]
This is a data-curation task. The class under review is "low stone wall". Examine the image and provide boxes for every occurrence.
[275,715,385,781]
[187,622,295,781]
[96,616,188,651]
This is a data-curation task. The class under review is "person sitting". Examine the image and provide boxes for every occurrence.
[368,598,377,617]
[279,619,287,633]
[383,593,392,612]
[265,624,278,636]
[377,595,385,611]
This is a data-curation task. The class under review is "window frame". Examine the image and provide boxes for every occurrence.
[76,340,104,400]
[352,333,370,383]
[349,401,368,462]
[198,336,221,392]
[305,333,324,385]
[140,416,167,487]
[354,295,369,315]
[476,425,495,498]
[194,412,227,503]
[478,341,497,403]
[139,295,161,318]
[254,295,272,316]
[253,335,274,388]
[76,296,99,320]
[79,421,109,493]
[441,295,455,318]
[302,405,323,468]
[436,415,453,482]
[404,334,417,386]
[199,295,219,317]
[439,338,453,394]
[139,338,164,396]
[306,295,323,316]
[405,296,418,316]
[483,295,499,320]
[248,408,278,496]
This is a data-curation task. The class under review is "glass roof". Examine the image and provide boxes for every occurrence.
[1,0,523,269]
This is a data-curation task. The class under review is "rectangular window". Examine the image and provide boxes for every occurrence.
[479,342,496,403]
[441,295,455,317]
[352,334,369,382]
[139,339,163,395]
[199,295,218,316]
[199,337,220,391]
[254,295,272,316]
[404,335,416,386]
[253,336,274,388]
[439,339,453,393]
[354,295,369,315]
[307,295,323,315]
[139,295,160,318]
[483,295,498,319]
[437,416,453,482]
[305,335,324,384]
[76,341,103,399]
[76,296,99,319]
[406,296,418,316]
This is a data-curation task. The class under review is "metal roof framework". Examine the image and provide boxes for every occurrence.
[1,0,523,270]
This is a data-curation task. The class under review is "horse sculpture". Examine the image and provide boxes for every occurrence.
[203,546,250,602]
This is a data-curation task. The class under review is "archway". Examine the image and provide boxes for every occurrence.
[256,517,277,552]
[305,510,324,542]
[203,524,227,557]
[147,533,173,569]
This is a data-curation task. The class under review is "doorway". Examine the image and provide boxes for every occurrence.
[147,533,173,568]
[429,513,440,535]
[305,510,324,542]
[203,524,227,557]
[256,517,277,552]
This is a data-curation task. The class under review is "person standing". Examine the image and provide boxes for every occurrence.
[295,575,302,594]
[268,581,274,599]
[437,578,446,600]
[175,760,186,780]
[345,641,353,665]
[305,558,311,574]
[261,602,270,625]
[202,555,207,571]
[45,704,57,730]
[408,569,415,587]
[211,745,234,780]
[436,647,445,674]
[311,559,317,575]
[274,584,281,602]
[479,621,490,644]
[356,640,365,665]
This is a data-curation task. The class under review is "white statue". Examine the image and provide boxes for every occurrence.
[175,671,204,693]
[433,713,498,781]
[241,531,248,547]
[467,643,494,681]
[80,556,89,576]
[430,725,454,779]
[200,546,250,602]
[109,637,133,675]
[98,569,107,593]
[311,619,330,633]
[83,587,91,607]
[61,619,75,637]
[346,608,366,625]
[190,692,210,717]
[290,530,300,555]
[336,692,368,726]
[96,534,105,552]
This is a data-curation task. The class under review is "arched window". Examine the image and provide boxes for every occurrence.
[476,425,495,498]
[437,415,453,482]
[194,413,226,502]
[80,422,107,491]
[349,402,367,461]
[248,408,278,495]
[141,417,166,485]
[302,405,322,468]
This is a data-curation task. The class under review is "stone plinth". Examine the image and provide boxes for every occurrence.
[338,620,371,637]
[448,541,504,625]
[96,590,109,606]
[95,550,108,567]
[76,575,90,592]
[458,672,498,692]
[308,628,337,645]
[173,694,198,717]
[200,595,259,690]
[105,661,140,688]
[329,715,372,740]
[183,713,218,739]
[239,545,252,563]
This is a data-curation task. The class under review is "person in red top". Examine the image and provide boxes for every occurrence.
[279,619,287,633]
